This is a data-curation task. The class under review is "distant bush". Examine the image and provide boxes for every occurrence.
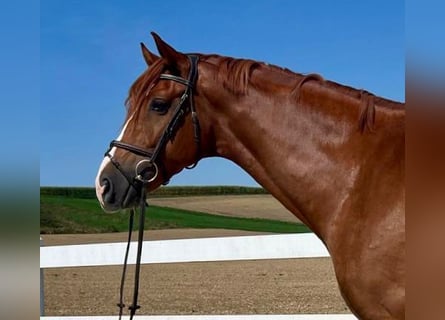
[40,187,96,198]
[40,185,268,198]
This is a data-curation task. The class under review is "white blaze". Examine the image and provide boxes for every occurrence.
[95,116,133,206]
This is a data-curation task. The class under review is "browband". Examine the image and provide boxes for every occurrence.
[159,74,192,87]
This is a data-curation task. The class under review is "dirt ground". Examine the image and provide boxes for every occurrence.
[149,195,301,223]
[42,230,350,316]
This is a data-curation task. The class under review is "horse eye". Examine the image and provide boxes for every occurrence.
[150,99,170,114]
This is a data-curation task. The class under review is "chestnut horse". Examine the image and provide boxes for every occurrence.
[95,33,405,320]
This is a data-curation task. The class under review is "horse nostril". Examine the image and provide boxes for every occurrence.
[102,178,110,193]
[101,178,115,204]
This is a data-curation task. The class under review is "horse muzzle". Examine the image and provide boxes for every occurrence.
[96,159,159,212]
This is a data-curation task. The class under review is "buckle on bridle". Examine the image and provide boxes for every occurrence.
[134,160,159,184]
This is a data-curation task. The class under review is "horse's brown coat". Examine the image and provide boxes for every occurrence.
[96,33,405,320]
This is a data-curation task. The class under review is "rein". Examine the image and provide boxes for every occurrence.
[118,183,147,320]
[105,54,200,319]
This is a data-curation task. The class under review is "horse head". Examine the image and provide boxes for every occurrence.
[95,33,208,212]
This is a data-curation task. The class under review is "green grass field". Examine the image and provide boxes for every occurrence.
[40,195,310,234]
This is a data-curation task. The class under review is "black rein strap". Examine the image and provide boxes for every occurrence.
[118,184,147,320]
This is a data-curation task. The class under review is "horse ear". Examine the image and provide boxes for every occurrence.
[140,42,159,66]
[151,32,187,70]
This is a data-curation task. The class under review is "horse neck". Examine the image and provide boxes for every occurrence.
[199,65,405,240]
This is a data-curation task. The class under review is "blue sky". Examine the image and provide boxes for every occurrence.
[40,0,404,187]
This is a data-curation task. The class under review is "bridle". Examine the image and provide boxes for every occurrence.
[104,54,201,187]
[103,54,201,320]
